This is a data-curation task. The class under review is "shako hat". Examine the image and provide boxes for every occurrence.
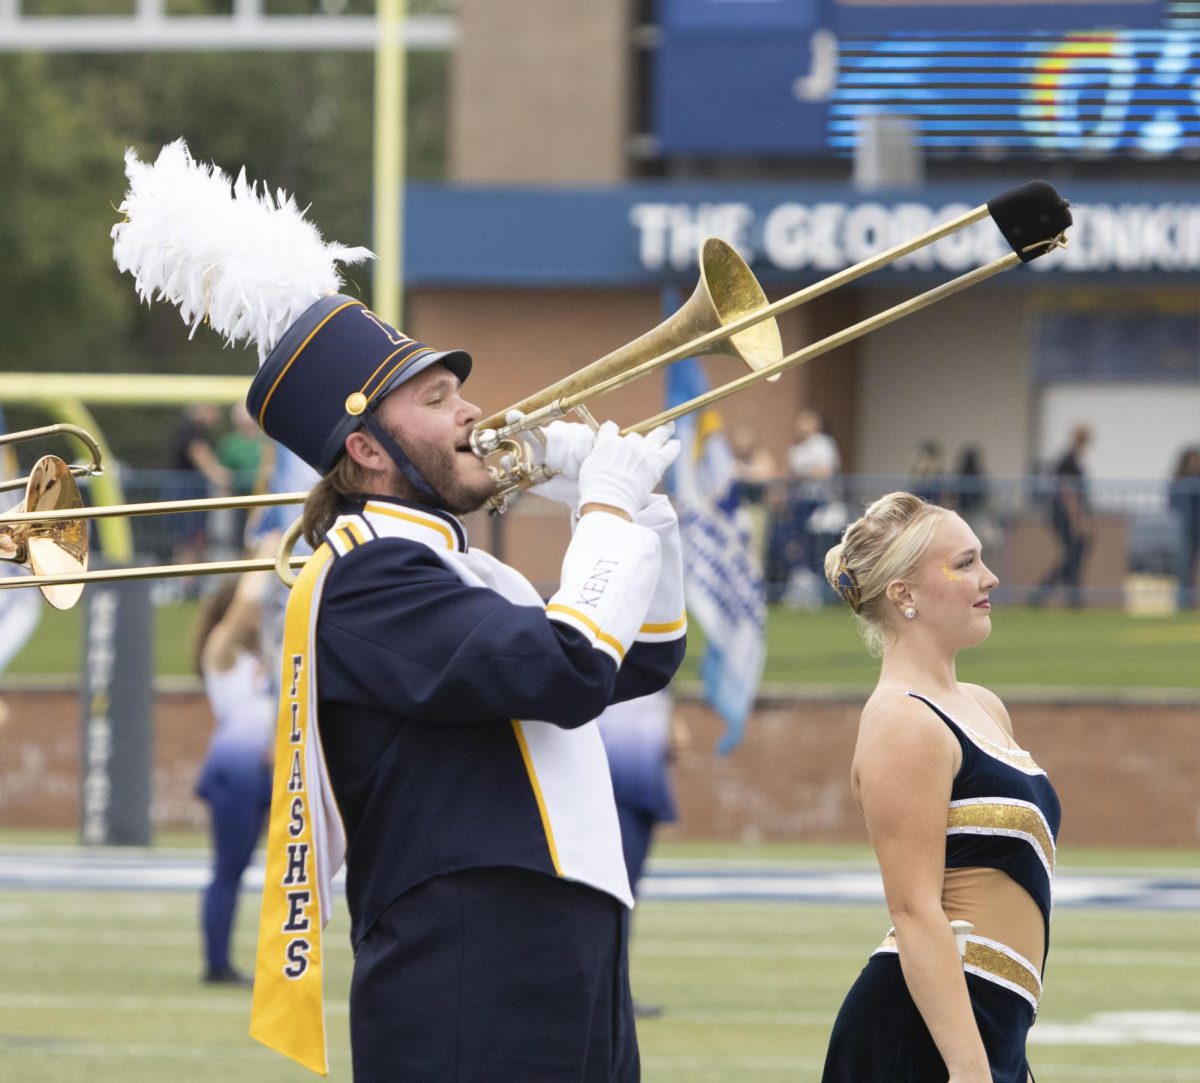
[112,138,470,473]
[247,295,472,473]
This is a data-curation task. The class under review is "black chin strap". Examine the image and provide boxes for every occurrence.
[359,409,441,506]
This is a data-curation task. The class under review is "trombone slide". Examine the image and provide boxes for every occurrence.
[477,180,1071,509]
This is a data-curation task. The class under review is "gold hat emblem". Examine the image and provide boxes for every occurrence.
[345,391,368,416]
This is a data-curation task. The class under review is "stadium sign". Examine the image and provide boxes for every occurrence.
[628,198,1200,276]
[405,183,1200,285]
[80,581,152,846]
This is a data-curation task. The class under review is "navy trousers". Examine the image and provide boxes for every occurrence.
[349,866,640,1082]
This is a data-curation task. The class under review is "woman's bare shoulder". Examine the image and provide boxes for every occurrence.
[858,687,952,751]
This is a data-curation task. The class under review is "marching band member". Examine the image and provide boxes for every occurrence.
[821,493,1060,1083]
[112,139,687,1081]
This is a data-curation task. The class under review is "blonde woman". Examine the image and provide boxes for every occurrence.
[821,493,1059,1083]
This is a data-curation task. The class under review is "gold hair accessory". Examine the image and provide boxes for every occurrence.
[835,557,862,612]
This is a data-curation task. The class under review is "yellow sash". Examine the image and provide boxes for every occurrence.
[249,543,344,1075]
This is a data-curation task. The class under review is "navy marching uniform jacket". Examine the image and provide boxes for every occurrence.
[308,493,687,949]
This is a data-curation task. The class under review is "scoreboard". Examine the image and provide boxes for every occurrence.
[832,31,1200,154]
[652,0,1200,156]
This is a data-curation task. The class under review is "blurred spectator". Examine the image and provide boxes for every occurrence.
[217,403,265,497]
[729,423,780,567]
[730,423,779,502]
[951,444,989,520]
[171,403,232,569]
[193,572,274,986]
[785,409,841,582]
[595,688,684,1019]
[949,443,1000,553]
[763,478,806,604]
[1169,445,1200,609]
[907,439,944,504]
[1030,423,1093,609]
[216,403,267,551]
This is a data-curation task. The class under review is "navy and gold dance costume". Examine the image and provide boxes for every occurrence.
[823,693,1061,1083]
[311,494,685,1081]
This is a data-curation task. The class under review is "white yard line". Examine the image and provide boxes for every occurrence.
[0,849,1196,908]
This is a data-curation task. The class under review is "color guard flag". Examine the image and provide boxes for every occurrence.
[663,328,766,754]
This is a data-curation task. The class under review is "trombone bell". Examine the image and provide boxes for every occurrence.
[0,455,88,610]
[476,236,782,435]
[471,237,783,511]
[696,236,784,378]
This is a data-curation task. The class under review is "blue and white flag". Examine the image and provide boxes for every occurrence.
[664,341,766,755]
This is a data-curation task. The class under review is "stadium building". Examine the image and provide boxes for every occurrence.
[405,0,1200,599]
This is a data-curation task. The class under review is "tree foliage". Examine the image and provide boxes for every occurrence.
[0,1,449,464]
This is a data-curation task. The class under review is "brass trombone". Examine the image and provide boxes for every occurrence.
[472,180,1072,512]
[0,423,104,494]
[0,487,310,607]
[0,180,1070,601]
[0,424,106,608]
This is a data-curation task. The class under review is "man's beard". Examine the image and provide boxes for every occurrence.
[388,430,492,516]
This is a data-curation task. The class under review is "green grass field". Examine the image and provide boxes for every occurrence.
[1,839,1198,1082]
[3,597,1195,1078]
[6,600,1199,692]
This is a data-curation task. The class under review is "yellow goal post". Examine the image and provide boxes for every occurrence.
[0,372,251,563]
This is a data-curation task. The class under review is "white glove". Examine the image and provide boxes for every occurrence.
[577,420,681,518]
[509,412,596,506]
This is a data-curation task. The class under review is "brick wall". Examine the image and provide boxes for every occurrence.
[2,689,1196,849]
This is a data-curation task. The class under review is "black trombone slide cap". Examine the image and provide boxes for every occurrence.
[986,180,1072,262]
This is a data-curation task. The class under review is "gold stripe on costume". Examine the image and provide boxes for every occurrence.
[947,800,1056,874]
[640,615,687,635]
[872,931,1042,1010]
[545,602,627,660]
[965,938,1042,1009]
[364,501,457,550]
[255,299,363,426]
[510,720,563,875]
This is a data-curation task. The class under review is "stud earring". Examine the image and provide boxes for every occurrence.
[903,606,916,620]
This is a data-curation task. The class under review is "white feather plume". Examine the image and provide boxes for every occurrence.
[111,138,375,363]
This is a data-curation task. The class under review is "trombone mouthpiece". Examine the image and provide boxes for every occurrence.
[469,427,500,457]
[987,180,1072,262]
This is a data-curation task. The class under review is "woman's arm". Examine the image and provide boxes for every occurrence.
[855,695,992,1083]
[200,570,271,675]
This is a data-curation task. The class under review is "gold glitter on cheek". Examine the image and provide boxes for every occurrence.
[942,562,959,582]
